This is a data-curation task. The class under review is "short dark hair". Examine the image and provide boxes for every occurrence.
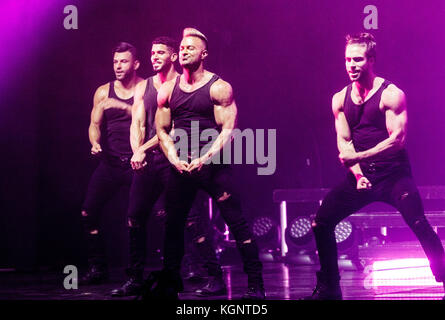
[112,42,138,60]
[152,36,178,53]
[345,33,376,59]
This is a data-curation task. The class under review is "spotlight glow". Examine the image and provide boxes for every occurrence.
[364,258,440,289]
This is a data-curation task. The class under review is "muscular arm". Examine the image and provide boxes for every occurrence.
[156,80,189,173]
[88,85,108,154]
[356,85,407,160]
[99,98,132,115]
[130,81,147,153]
[187,79,237,172]
[333,90,371,189]
[206,80,237,159]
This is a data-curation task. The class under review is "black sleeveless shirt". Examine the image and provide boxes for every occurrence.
[343,80,410,176]
[102,81,133,157]
[169,74,220,157]
[142,76,158,142]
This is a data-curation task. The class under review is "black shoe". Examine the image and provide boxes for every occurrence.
[184,271,207,282]
[79,265,108,285]
[302,271,342,300]
[111,277,143,297]
[138,270,181,300]
[303,283,342,300]
[242,286,266,300]
[195,276,227,297]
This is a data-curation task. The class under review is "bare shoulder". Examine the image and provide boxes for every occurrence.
[134,79,148,97]
[210,78,233,106]
[332,86,348,113]
[382,83,406,106]
[157,77,177,106]
[94,83,109,99]
[381,84,406,114]
[136,78,148,91]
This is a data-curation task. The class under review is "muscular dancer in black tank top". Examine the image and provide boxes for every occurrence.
[155,28,265,300]
[80,42,143,285]
[111,37,226,298]
[110,37,179,297]
[304,33,445,300]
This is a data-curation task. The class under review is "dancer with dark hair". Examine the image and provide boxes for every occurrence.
[111,36,226,297]
[304,33,445,300]
[80,42,143,284]
[110,37,179,296]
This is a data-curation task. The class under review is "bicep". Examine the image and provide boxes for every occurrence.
[211,80,236,128]
[332,92,351,142]
[155,106,171,131]
[90,103,104,126]
[214,102,237,128]
[335,111,352,142]
[91,87,107,125]
[384,88,408,137]
[385,107,407,137]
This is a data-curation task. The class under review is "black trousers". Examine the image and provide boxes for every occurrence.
[126,150,170,277]
[184,190,222,277]
[162,164,263,289]
[313,166,445,282]
[81,155,133,267]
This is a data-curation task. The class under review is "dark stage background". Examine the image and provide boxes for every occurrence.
[1,0,445,270]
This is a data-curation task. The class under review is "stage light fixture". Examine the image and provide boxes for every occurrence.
[252,216,274,238]
[335,220,353,244]
[286,216,313,246]
[251,216,279,252]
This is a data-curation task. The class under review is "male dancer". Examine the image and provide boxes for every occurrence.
[155,28,265,299]
[110,37,178,296]
[80,42,143,284]
[305,33,445,300]
[111,37,226,297]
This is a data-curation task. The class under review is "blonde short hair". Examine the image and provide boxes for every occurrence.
[183,27,208,50]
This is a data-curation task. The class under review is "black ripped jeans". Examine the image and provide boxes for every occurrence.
[162,164,263,290]
[313,166,445,282]
[126,150,170,278]
[184,190,222,277]
[81,155,133,268]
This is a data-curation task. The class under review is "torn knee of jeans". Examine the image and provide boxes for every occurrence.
[81,210,88,217]
[217,192,231,202]
[399,191,410,201]
[127,218,140,228]
[413,217,428,228]
[196,236,206,243]
[312,219,329,230]
[187,221,195,228]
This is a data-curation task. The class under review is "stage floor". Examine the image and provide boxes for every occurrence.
[1,242,444,300]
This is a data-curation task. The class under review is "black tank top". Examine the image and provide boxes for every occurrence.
[169,74,220,157]
[102,81,133,157]
[343,79,410,175]
[142,76,158,142]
